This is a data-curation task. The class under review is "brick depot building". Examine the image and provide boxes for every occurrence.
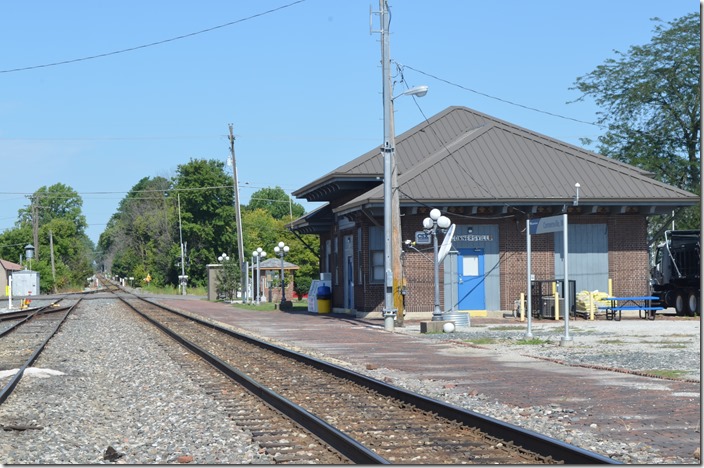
[290,106,698,318]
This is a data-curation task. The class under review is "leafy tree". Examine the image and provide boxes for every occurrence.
[173,159,238,287]
[241,206,319,302]
[1,184,93,292]
[572,13,700,229]
[18,183,87,232]
[98,176,173,286]
[246,186,305,221]
[216,256,240,301]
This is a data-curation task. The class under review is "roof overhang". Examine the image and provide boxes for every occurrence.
[292,175,381,202]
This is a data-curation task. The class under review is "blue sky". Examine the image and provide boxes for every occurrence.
[0,0,697,244]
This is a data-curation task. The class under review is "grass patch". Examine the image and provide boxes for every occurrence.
[463,337,497,345]
[515,337,549,345]
[490,326,525,331]
[598,339,627,345]
[644,369,689,379]
[657,343,688,349]
[140,284,207,296]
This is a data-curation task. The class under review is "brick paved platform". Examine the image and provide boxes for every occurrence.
[157,297,700,463]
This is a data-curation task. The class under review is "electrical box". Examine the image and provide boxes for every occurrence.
[12,270,40,296]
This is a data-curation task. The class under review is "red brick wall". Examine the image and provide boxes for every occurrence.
[322,212,651,313]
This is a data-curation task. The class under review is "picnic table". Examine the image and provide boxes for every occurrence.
[599,296,663,321]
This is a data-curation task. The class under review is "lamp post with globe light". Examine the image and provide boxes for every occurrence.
[252,248,266,305]
[273,241,290,308]
[423,209,452,321]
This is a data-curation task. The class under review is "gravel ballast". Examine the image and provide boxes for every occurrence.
[0,299,271,464]
[0,300,699,464]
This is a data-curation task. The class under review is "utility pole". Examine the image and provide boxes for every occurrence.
[379,0,397,331]
[229,124,246,302]
[32,195,39,263]
[49,230,56,293]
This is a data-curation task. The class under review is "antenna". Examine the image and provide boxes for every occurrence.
[438,224,456,263]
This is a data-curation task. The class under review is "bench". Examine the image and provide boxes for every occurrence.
[597,296,663,321]
[598,306,663,321]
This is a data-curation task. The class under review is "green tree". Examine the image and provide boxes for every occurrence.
[246,186,305,221]
[173,159,238,287]
[2,184,93,292]
[216,256,241,301]
[572,13,700,229]
[98,176,173,286]
[241,206,319,302]
[18,183,87,231]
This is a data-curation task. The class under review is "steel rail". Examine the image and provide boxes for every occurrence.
[0,298,81,405]
[136,296,618,465]
[116,295,386,465]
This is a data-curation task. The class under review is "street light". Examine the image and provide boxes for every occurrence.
[423,209,451,321]
[177,193,187,296]
[273,241,290,308]
[380,16,428,331]
[382,85,429,331]
[218,253,231,302]
[252,248,266,305]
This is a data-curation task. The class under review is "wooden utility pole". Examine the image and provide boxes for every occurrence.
[49,230,56,293]
[32,195,39,262]
[228,124,246,302]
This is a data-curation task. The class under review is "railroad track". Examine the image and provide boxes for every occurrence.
[108,284,617,465]
[0,298,79,405]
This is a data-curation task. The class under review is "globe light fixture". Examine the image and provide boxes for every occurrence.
[252,248,266,305]
[273,242,290,308]
[423,209,452,321]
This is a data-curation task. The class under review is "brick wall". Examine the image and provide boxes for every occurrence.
[321,211,651,314]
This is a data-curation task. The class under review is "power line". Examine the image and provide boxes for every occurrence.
[0,0,306,74]
[396,62,604,128]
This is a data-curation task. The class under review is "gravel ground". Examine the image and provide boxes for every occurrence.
[0,299,271,464]
[337,315,701,464]
[0,301,699,464]
[395,316,701,382]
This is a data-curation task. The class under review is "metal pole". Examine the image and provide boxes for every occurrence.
[561,213,573,345]
[380,0,396,331]
[432,223,442,320]
[256,256,261,305]
[525,219,533,338]
[280,251,286,303]
[177,193,186,295]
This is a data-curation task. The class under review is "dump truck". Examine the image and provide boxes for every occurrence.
[650,230,700,316]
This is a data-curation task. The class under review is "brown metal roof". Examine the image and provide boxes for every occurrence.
[323,106,697,213]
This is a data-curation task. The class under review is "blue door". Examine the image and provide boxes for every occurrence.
[458,248,485,310]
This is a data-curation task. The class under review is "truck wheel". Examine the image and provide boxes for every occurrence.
[675,293,686,315]
[687,293,698,316]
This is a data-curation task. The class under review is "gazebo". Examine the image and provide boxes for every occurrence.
[254,258,299,304]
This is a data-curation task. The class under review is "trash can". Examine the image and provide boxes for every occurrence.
[317,285,331,314]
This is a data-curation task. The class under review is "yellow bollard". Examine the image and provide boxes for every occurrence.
[589,292,594,321]
[553,282,560,320]
[608,278,613,297]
